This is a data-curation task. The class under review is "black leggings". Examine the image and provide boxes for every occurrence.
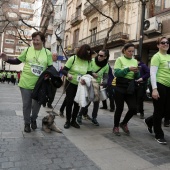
[146,83,170,139]
[65,80,79,122]
[114,89,136,127]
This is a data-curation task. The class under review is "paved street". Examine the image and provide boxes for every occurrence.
[0,83,170,170]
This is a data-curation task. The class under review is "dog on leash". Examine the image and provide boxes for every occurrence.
[42,114,62,133]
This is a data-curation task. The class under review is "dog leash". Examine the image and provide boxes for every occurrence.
[49,81,71,115]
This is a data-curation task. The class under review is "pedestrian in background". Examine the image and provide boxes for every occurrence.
[112,43,140,136]
[144,37,170,145]
[134,55,150,119]
[100,64,115,112]
[0,31,53,133]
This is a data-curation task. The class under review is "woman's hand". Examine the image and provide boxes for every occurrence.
[67,73,73,80]
[129,67,139,73]
[80,79,86,85]
[152,88,160,100]
[92,73,98,79]
[0,53,8,61]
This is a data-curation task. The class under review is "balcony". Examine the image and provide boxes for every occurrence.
[83,0,102,17]
[79,22,129,48]
[71,11,82,26]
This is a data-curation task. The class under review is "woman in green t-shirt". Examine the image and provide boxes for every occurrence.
[144,37,170,145]
[61,44,92,129]
[112,43,140,136]
[76,49,110,126]
[0,31,53,133]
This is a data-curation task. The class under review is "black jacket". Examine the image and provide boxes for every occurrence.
[32,66,63,105]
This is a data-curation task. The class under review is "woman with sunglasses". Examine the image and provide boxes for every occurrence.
[112,43,140,136]
[77,49,110,126]
[144,37,170,145]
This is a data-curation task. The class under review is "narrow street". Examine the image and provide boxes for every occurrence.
[0,83,170,170]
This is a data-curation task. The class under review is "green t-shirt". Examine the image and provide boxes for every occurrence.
[91,59,109,84]
[151,52,170,87]
[13,73,17,79]
[65,55,91,85]
[18,46,53,90]
[7,72,11,78]
[0,73,2,79]
[114,56,138,79]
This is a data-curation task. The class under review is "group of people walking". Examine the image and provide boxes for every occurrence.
[0,70,20,85]
[0,31,169,145]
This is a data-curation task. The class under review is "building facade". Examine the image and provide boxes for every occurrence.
[0,0,41,71]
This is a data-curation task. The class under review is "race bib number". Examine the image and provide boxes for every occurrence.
[31,64,44,76]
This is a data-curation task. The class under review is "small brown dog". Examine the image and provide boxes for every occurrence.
[42,114,62,133]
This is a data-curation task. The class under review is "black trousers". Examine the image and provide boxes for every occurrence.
[145,83,170,139]
[135,82,147,114]
[65,80,79,122]
[78,101,99,119]
[102,85,115,110]
[114,89,136,127]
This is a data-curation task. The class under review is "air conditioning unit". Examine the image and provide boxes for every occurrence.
[143,17,161,34]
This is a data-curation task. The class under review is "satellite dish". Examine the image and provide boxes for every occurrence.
[144,20,150,30]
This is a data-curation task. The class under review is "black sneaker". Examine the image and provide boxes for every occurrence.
[31,120,37,130]
[155,138,167,145]
[83,114,91,121]
[144,119,152,133]
[120,123,130,135]
[64,121,70,129]
[70,121,80,128]
[24,124,31,133]
[59,111,64,118]
[77,115,82,125]
[164,120,170,127]
[92,118,99,126]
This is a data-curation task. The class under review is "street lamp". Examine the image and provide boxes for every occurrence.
[138,0,149,60]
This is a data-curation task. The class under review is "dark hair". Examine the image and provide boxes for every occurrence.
[100,49,110,61]
[156,37,168,45]
[134,55,141,61]
[122,43,135,54]
[32,31,45,43]
[77,44,92,61]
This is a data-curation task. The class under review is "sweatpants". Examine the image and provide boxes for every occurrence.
[20,87,41,124]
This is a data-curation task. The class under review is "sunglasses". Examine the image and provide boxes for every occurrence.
[160,41,169,45]
[98,54,105,58]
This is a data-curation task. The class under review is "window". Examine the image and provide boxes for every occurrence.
[6,30,16,35]
[20,2,33,10]
[16,46,27,52]
[9,4,19,9]
[18,40,24,44]
[65,35,68,47]
[154,0,170,14]
[5,39,15,44]
[90,28,97,43]
[8,12,17,18]
[90,17,98,43]
[4,48,14,53]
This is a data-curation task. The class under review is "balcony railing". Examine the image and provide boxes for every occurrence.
[83,0,102,16]
[79,22,130,47]
[71,11,82,26]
